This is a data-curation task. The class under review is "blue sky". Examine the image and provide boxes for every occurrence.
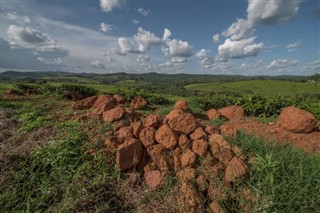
[0,0,319,75]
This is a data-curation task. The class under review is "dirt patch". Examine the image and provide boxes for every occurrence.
[222,118,320,153]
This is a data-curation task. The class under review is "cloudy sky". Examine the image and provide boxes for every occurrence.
[1,0,319,75]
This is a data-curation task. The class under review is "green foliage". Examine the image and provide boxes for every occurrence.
[18,112,49,133]
[13,82,36,92]
[230,133,320,212]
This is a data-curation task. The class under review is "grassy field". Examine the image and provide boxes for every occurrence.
[185,80,320,97]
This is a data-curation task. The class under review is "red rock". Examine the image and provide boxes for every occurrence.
[232,145,245,160]
[209,134,233,168]
[137,149,150,171]
[209,134,231,150]
[131,121,144,138]
[225,157,249,183]
[147,144,172,171]
[104,137,119,154]
[209,201,225,213]
[143,114,160,128]
[92,95,116,116]
[115,126,134,142]
[179,134,191,150]
[143,162,158,173]
[177,168,196,181]
[278,106,318,133]
[207,108,221,120]
[180,149,197,167]
[113,94,125,104]
[131,96,148,110]
[144,170,163,190]
[127,172,139,186]
[173,148,182,172]
[168,113,197,135]
[164,109,184,121]
[205,125,219,135]
[72,96,98,110]
[155,124,178,149]
[173,100,192,112]
[220,124,238,138]
[103,107,125,122]
[190,127,207,141]
[192,139,208,156]
[177,182,205,213]
[196,175,207,192]
[116,138,143,171]
[139,127,156,148]
[112,120,128,132]
[218,105,244,120]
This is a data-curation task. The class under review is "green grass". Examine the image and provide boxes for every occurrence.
[230,133,320,213]
[185,80,320,97]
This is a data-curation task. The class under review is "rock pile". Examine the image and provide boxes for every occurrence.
[72,95,250,212]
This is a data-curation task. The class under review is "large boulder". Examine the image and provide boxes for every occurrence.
[218,105,244,120]
[72,96,98,110]
[116,138,143,171]
[155,124,178,149]
[131,96,148,110]
[168,113,197,135]
[103,107,125,122]
[278,106,318,133]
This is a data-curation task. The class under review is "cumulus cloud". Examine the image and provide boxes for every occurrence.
[211,62,233,73]
[137,54,150,62]
[134,27,162,52]
[137,8,150,16]
[118,37,140,54]
[100,22,113,33]
[216,37,264,62]
[100,0,125,12]
[240,60,263,70]
[286,39,302,52]
[222,18,253,41]
[267,59,298,69]
[132,19,140,25]
[37,57,62,65]
[196,49,215,68]
[6,12,30,23]
[166,39,192,58]
[212,34,220,43]
[90,60,106,69]
[162,28,172,41]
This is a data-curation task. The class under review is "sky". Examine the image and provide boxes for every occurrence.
[0,0,320,76]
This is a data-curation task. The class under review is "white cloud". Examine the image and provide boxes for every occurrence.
[162,28,172,41]
[222,18,253,41]
[303,60,320,72]
[118,37,140,54]
[137,8,150,16]
[267,59,298,69]
[100,0,125,12]
[137,54,150,62]
[216,37,264,62]
[6,12,30,23]
[90,60,106,69]
[211,62,233,73]
[37,57,62,65]
[286,39,302,52]
[196,49,215,68]
[132,19,140,25]
[240,61,262,70]
[212,34,220,43]
[134,27,162,52]
[159,61,173,68]
[166,39,192,58]
[100,22,113,33]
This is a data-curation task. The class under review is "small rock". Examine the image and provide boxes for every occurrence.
[113,94,125,104]
[116,138,143,171]
[168,112,197,135]
[220,124,238,138]
[144,162,158,173]
[139,127,156,148]
[190,127,207,141]
[180,149,197,167]
[143,114,160,128]
[209,201,225,213]
[207,108,221,120]
[205,125,219,135]
[179,134,191,150]
[177,182,205,213]
[225,157,249,183]
[173,100,192,112]
[131,96,148,110]
[218,105,244,120]
[196,175,208,192]
[144,170,163,190]
[278,106,318,133]
[147,144,172,171]
[103,107,125,122]
[177,168,196,181]
[131,121,144,138]
[92,95,117,116]
[173,148,182,172]
[115,126,134,142]
[72,96,98,110]
[155,124,178,149]
[192,139,208,156]
[112,120,128,132]
[104,137,119,154]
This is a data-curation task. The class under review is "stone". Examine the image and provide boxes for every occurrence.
[143,114,160,128]
[104,137,119,154]
[218,105,244,120]
[177,168,196,181]
[113,94,125,104]
[168,113,197,135]
[92,95,117,116]
[131,121,144,138]
[220,124,238,138]
[179,134,191,150]
[278,106,318,133]
[116,138,143,171]
[143,162,158,173]
[131,96,148,110]
[177,182,205,213]
[144,170,163,190]
[173,100,192,112]
[115,126,134,142]
[192,139,208,156]
[103,107,125,122]
[205,125,219,135]
[155,124,178,149]
[147,144,172,171]
[180,149,197,167]
[225,157,249,183]
[72,96,98,110]
[196,175,208,192]
[190,127,207,141]
[173,148,182,172]
[139,127,156,148]
[207,108,221,120]
[112,120,128,132]
[164,109,184,121]
[209,201,225,213]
